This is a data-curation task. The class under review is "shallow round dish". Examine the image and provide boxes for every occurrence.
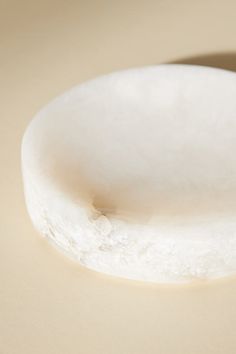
[22,64,236,283]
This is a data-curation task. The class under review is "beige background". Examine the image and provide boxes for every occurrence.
[1,1,236,353]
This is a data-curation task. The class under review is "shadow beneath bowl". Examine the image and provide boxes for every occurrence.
[170,51,236,72]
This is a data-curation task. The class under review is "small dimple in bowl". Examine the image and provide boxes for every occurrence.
[22,64,236,283]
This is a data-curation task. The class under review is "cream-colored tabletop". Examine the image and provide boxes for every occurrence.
[1,1,236,353]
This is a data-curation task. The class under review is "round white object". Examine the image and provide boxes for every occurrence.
[22,65,236,283]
